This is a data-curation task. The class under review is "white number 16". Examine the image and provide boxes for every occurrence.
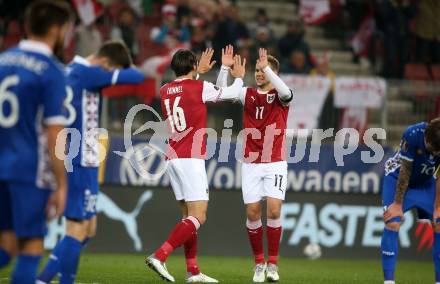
[164,96,187,132]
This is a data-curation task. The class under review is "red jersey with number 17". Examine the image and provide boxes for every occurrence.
[160,78,207,160]
[242,87,290,163]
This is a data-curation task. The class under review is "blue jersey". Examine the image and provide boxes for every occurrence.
[66,56,144,167]
[385,122,440,188]
[0,40,67,188]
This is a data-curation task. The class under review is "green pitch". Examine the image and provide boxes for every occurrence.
[0,254,434,283]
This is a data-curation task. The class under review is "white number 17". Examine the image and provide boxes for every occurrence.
[256,106,264,120]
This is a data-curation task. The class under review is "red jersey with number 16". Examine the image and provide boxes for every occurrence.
[160,78,207,160]
[242,87,290,163]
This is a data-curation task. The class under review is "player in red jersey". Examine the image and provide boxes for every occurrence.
[217,46,293,282]
[145,48,246,283]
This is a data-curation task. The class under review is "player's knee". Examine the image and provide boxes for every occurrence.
[18,238,44,255]
[267,208,281,220]
[246,208,262,221]
[385,222,401,232]
[66,220,89,241]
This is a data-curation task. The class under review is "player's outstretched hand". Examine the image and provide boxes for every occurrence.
[46,185,67,220]
[197,48,216,74]
[221,45,234,68]
[256,48,269,70]
[383,202,404,222]
[231,55,246,78]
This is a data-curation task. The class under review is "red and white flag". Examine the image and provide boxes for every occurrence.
[281,75,331,137]
[72,0,104,26]
[299,0,331,25]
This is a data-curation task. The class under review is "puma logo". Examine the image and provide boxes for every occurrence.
[45,190,154,252]
[97,190,153,251]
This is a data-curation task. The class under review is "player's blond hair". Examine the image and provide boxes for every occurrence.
[268,55,280,72]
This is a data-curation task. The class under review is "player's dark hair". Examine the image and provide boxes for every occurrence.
[97,41,133,68]
[171,49,197,77]
[425,118,440,152]
[25,0,73,37]
[268,55,280,73]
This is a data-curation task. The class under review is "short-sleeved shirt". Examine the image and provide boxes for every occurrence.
[239,87,290,163]
[160,78,224,159]
[0,40,67,189]
[385,122,440,188]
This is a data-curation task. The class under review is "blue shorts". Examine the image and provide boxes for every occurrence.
[64,165,99,221]
[382,175,436,222]
[0,181,51,238]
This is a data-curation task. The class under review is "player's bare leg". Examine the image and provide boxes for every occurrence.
[266,198,282,282]
[246,201,265,282]
[0,230,17,269]
[82,216,97,247]
[381,221,401,284]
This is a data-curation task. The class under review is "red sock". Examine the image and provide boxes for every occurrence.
[155,217,200,262]
[267,219,282,265]
[184,231,200,275]
[246,219,264,264]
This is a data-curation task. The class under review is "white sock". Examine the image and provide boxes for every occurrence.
[384,281,395,284]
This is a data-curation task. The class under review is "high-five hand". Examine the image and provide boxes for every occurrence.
[256,48,269,70]
[231,55,246,78]
[221,45,234,68]
[197,48,216,74]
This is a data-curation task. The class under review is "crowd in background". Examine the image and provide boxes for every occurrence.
[0,0,439,81]
[337,0,440,79]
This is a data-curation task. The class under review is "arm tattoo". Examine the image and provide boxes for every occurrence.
[395,159,412,204]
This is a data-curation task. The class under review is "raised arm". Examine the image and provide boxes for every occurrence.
[258,48,293,104]
[203,55,246,102]
[83,66,145,90]
[216,45,234,87]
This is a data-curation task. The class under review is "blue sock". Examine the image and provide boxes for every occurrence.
[381,228,399,281]
[0,248,11,269]
[38,239,65,283]
[59,236,82,284]
[433,232,440,282]
[11,254,42,284]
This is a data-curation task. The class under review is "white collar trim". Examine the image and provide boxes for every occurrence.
[73,55,91,66]
[257,89,270,94]
[18,40,52,56]
[174,78,190,82]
